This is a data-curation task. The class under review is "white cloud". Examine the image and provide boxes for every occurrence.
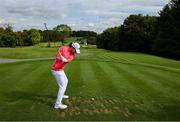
[88,23,94,27]
[0,0,169,32]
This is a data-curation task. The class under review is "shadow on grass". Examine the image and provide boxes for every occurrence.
[4,91,56,107]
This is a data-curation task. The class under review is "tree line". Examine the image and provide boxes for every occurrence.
[0,25,42,47]
[71,30,97,45]
[97,0,180,59]
[0,24,97,47]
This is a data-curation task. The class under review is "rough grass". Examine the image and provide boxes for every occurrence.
[0,49,180,120]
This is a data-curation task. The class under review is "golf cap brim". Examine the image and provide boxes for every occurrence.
[72,42,80,54]
[75,49,80,54]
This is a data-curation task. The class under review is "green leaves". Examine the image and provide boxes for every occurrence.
[28,29,41,45]
[97,0,180,59]
[53,24,72,43]
[153,0,180,58]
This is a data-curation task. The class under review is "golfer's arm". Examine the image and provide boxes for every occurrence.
[59,51,72,62]
[58,51,68,62]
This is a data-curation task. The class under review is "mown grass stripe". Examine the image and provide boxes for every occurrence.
[1,61,55,100]
[109,63,167,101]
[115,52,180,69]
[95,53,127,64]
[0,61,43,92]
[94,52,180,74]
[105,53,131,62]
[135,66,180,94]
[66,61,84,96]
[78,61,103,97]
[96,53,109,60]
[96,62,139,99]
[112,53,180,71]
[103,52,180,71]
[122,64,180,102]
[89,61,122,97]
[14,61,51,91]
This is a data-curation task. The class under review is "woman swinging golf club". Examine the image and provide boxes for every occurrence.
[51,42,80,109]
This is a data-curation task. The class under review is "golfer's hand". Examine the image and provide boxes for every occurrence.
[60,55,68,62]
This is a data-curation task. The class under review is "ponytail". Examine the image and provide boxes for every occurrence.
[68,42,74,47]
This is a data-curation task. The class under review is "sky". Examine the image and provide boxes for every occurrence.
[0,0,169,33]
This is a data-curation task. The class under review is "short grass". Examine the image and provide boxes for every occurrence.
[0,49,180,120]
[0,46,57,59]
[0,42,95,59]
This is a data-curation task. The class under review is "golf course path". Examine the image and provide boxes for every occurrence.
[0,58,54,63]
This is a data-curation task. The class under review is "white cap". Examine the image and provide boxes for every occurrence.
[72,42,80,54]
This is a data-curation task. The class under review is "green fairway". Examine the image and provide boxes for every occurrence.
[0,49,180,120]
[0,46,57,59]
[0,43,94,59]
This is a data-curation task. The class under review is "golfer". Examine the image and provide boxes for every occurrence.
[51,42,80,109]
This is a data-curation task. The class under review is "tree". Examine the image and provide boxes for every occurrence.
[153,0,180,58]
[121,14,157,52]
[72,30,97,37]
[72,30,97,45]
[21,29,31,46]
[1,34,17,47]
[98,27,120,50]
[53,24,72,43]
[97,14,157,52]
[0,27,5,47]
[0,24,19,47]
[28,29,41,45]
[15,31,24,46]
[2,23,13,33]
[87,36,97,45]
